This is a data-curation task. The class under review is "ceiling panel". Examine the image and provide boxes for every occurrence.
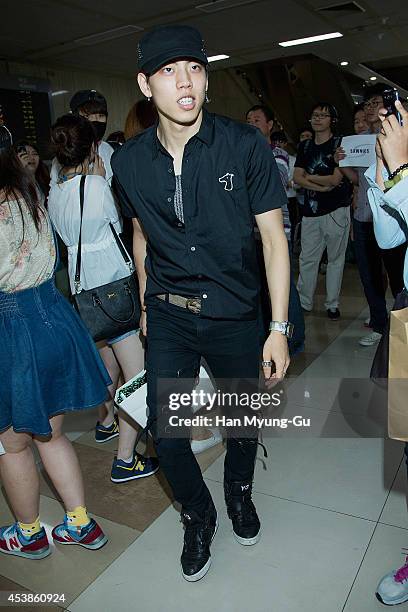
[1,0,122,56]
[358,0,408,12]
[60,0,197,21]
[0,0,407,85]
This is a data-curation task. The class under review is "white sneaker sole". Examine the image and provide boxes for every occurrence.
[359,336,381,347]
[376,591,408,606]
[233,528,261,546]
[95,432,119,444]
[53,534,108,550]
[0,546,51,560]
[110,465,159,483]
[181,516,218,582]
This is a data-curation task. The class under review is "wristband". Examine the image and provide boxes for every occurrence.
[388,162,408,181]
[393,167,408,186]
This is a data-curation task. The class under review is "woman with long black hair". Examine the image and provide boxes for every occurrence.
[0,125,110,559]
[14,140,50,204]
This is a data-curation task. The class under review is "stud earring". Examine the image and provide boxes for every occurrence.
[147,96,151,102]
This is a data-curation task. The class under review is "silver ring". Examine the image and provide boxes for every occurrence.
[262,360,273,367]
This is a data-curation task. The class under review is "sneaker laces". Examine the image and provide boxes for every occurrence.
[181,515,210,556]
[4,523,20,541]
[134,452,147,466]
[395,550,408,583]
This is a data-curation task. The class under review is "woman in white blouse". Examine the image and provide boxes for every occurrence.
[48,114,158,484]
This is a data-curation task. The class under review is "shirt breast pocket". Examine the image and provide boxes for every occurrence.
[217,169,248,222]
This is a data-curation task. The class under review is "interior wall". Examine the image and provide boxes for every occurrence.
[206,68,259,122]
[242,57,355,143]
[0,61,257,134]
[0,60,141,136]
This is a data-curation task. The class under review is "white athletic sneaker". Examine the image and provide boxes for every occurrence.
[376,553,408,606]
[191,429,223,455]
[359,331,382,347]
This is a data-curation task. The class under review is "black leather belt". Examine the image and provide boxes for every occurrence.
[157,294,201,314]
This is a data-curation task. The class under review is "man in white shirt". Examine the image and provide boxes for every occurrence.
[50,90,114,184]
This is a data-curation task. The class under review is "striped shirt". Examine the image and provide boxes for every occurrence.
[271,145,291,239]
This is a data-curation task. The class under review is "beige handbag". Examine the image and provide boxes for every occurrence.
[388,307,408,442]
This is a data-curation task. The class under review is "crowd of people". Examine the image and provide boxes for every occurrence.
[0,23,407,607]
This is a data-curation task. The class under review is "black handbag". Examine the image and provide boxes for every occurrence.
[370,202,408,385]
[72,175,141,342]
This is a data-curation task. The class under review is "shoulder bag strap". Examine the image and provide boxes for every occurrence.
[109,221,133,270]
[380,203,408,243]
[74,175,86,293]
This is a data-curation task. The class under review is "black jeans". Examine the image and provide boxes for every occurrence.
[353,220,388,333]
[145,297,260,515]
[381,243,406,299]
[405,443,408,479]
[353,220,406,333]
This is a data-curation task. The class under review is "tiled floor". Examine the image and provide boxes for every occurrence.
[1,265,407,611]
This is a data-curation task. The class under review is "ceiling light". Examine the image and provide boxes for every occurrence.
[208,54,230,62]
[74,25,143,46]
[196,0,258,13]
[51,90,69,97]
[369,76,377,81]
[279,32,343,47]
[340,61,349,66]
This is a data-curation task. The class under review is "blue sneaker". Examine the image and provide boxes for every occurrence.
[0,523,51,560]
[52,517,108,550]
[95,415,119,443]
[110,452,159,483]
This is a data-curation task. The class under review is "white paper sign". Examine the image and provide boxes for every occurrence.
[339,134,377,168]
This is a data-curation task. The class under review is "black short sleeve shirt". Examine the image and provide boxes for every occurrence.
[111,109,287,320]
[295,136,352,217]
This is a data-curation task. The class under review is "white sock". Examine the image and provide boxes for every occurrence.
[118,454,133,464]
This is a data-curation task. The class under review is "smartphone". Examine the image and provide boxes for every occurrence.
[382,87,402,124]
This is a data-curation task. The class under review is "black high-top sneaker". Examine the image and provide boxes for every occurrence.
[224,480,260,546]
[180,500,218,582]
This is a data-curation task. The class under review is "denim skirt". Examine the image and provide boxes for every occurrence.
[0,278,111,436]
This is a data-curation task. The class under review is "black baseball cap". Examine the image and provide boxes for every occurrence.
[137,25,208,75]
[69,90,107,114]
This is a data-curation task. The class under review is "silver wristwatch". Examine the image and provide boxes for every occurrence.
[269,320,294,339]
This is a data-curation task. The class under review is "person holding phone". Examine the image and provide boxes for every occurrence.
[335,84,406,347]
[364,99,408,607]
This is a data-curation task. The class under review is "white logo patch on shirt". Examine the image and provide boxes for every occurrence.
[218,173,234,191]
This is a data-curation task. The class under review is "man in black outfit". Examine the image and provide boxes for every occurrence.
[112,25,291,582]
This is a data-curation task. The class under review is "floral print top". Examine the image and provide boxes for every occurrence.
[0,196,56,293]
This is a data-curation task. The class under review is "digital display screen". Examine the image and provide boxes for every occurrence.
[0,78,52,159]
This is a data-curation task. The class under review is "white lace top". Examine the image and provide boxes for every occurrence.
[0,196,56,293]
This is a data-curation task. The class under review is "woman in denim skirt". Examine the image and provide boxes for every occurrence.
[0,126,110,559]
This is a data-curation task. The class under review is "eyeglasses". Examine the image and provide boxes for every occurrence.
[310,113,331,120]
[363,99,383,109]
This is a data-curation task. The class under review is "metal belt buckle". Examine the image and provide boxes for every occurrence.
[185,297,201,314]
